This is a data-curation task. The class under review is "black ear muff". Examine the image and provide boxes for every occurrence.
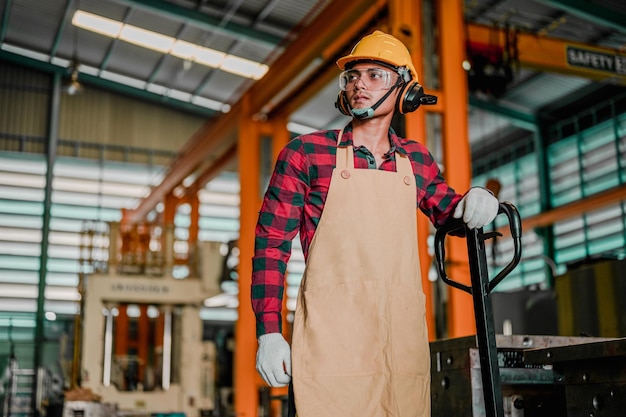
[397,82,438,114]
[397,82,423,114]
[335,91,351,116]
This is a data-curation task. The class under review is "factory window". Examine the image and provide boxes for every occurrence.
[0,147,244,316]
[473,98,626,291]
[548,112,626,268]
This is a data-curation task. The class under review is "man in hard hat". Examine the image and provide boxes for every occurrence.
[252,30,498,417]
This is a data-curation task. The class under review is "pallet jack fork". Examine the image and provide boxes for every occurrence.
[434,202,522,417]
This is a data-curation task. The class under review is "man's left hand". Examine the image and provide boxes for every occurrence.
[452,187,499,229]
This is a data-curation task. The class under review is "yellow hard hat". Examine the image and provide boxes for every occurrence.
[336,30,418,82]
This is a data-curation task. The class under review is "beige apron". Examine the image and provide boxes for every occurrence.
[291,132,430,417]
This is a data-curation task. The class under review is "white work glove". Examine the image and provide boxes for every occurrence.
[256,333,292,387]
[452,187,499,229]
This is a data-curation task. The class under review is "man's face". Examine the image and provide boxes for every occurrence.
[343,62,400,115]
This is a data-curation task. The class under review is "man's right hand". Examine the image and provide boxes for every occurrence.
[256,333,292,387]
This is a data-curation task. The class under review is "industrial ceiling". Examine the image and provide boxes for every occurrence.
[1,0,626,198]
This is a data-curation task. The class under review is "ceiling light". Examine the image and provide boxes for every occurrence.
[171,40,225,67]
[221,55,268,80]
[72,10,121,37]
[119,25,174,53]
[72,10,268,80]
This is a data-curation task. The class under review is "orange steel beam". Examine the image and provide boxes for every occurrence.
[439,0,475,339]
[467,23,626,83]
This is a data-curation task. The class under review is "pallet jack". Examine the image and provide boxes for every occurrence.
[434,201,522,417]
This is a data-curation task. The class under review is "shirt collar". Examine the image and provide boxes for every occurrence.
[338,122,407,157]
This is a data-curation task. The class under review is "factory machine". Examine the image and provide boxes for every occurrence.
[76,222,225,417]
[432,203,626,417]
[430,334,626,417]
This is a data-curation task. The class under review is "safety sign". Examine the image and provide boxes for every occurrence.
[566,45,626,76]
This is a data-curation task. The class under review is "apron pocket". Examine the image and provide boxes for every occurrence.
[300,280,382,377]
[390,287,430,377]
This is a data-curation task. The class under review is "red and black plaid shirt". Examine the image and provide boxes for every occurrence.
[251,124,462,336]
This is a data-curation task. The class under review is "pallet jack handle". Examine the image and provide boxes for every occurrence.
[434,201,522,417]
[434,201,522,294]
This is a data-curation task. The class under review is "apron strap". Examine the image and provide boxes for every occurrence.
[335,129,354,170]
[396,152,413,176]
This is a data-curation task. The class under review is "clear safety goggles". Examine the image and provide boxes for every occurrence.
[339,67,397,91]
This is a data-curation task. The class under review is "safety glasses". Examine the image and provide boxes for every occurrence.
[339,67,398,91]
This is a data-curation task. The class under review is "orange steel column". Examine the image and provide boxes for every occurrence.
[389,0,437,341]
[439,0,475,338]
[235,95,262,417]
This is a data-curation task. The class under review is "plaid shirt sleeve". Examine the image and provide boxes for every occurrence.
[401,138,463,227]
[251,137,309,337]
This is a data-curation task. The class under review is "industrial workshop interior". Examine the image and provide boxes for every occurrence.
[0,0,625,416]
